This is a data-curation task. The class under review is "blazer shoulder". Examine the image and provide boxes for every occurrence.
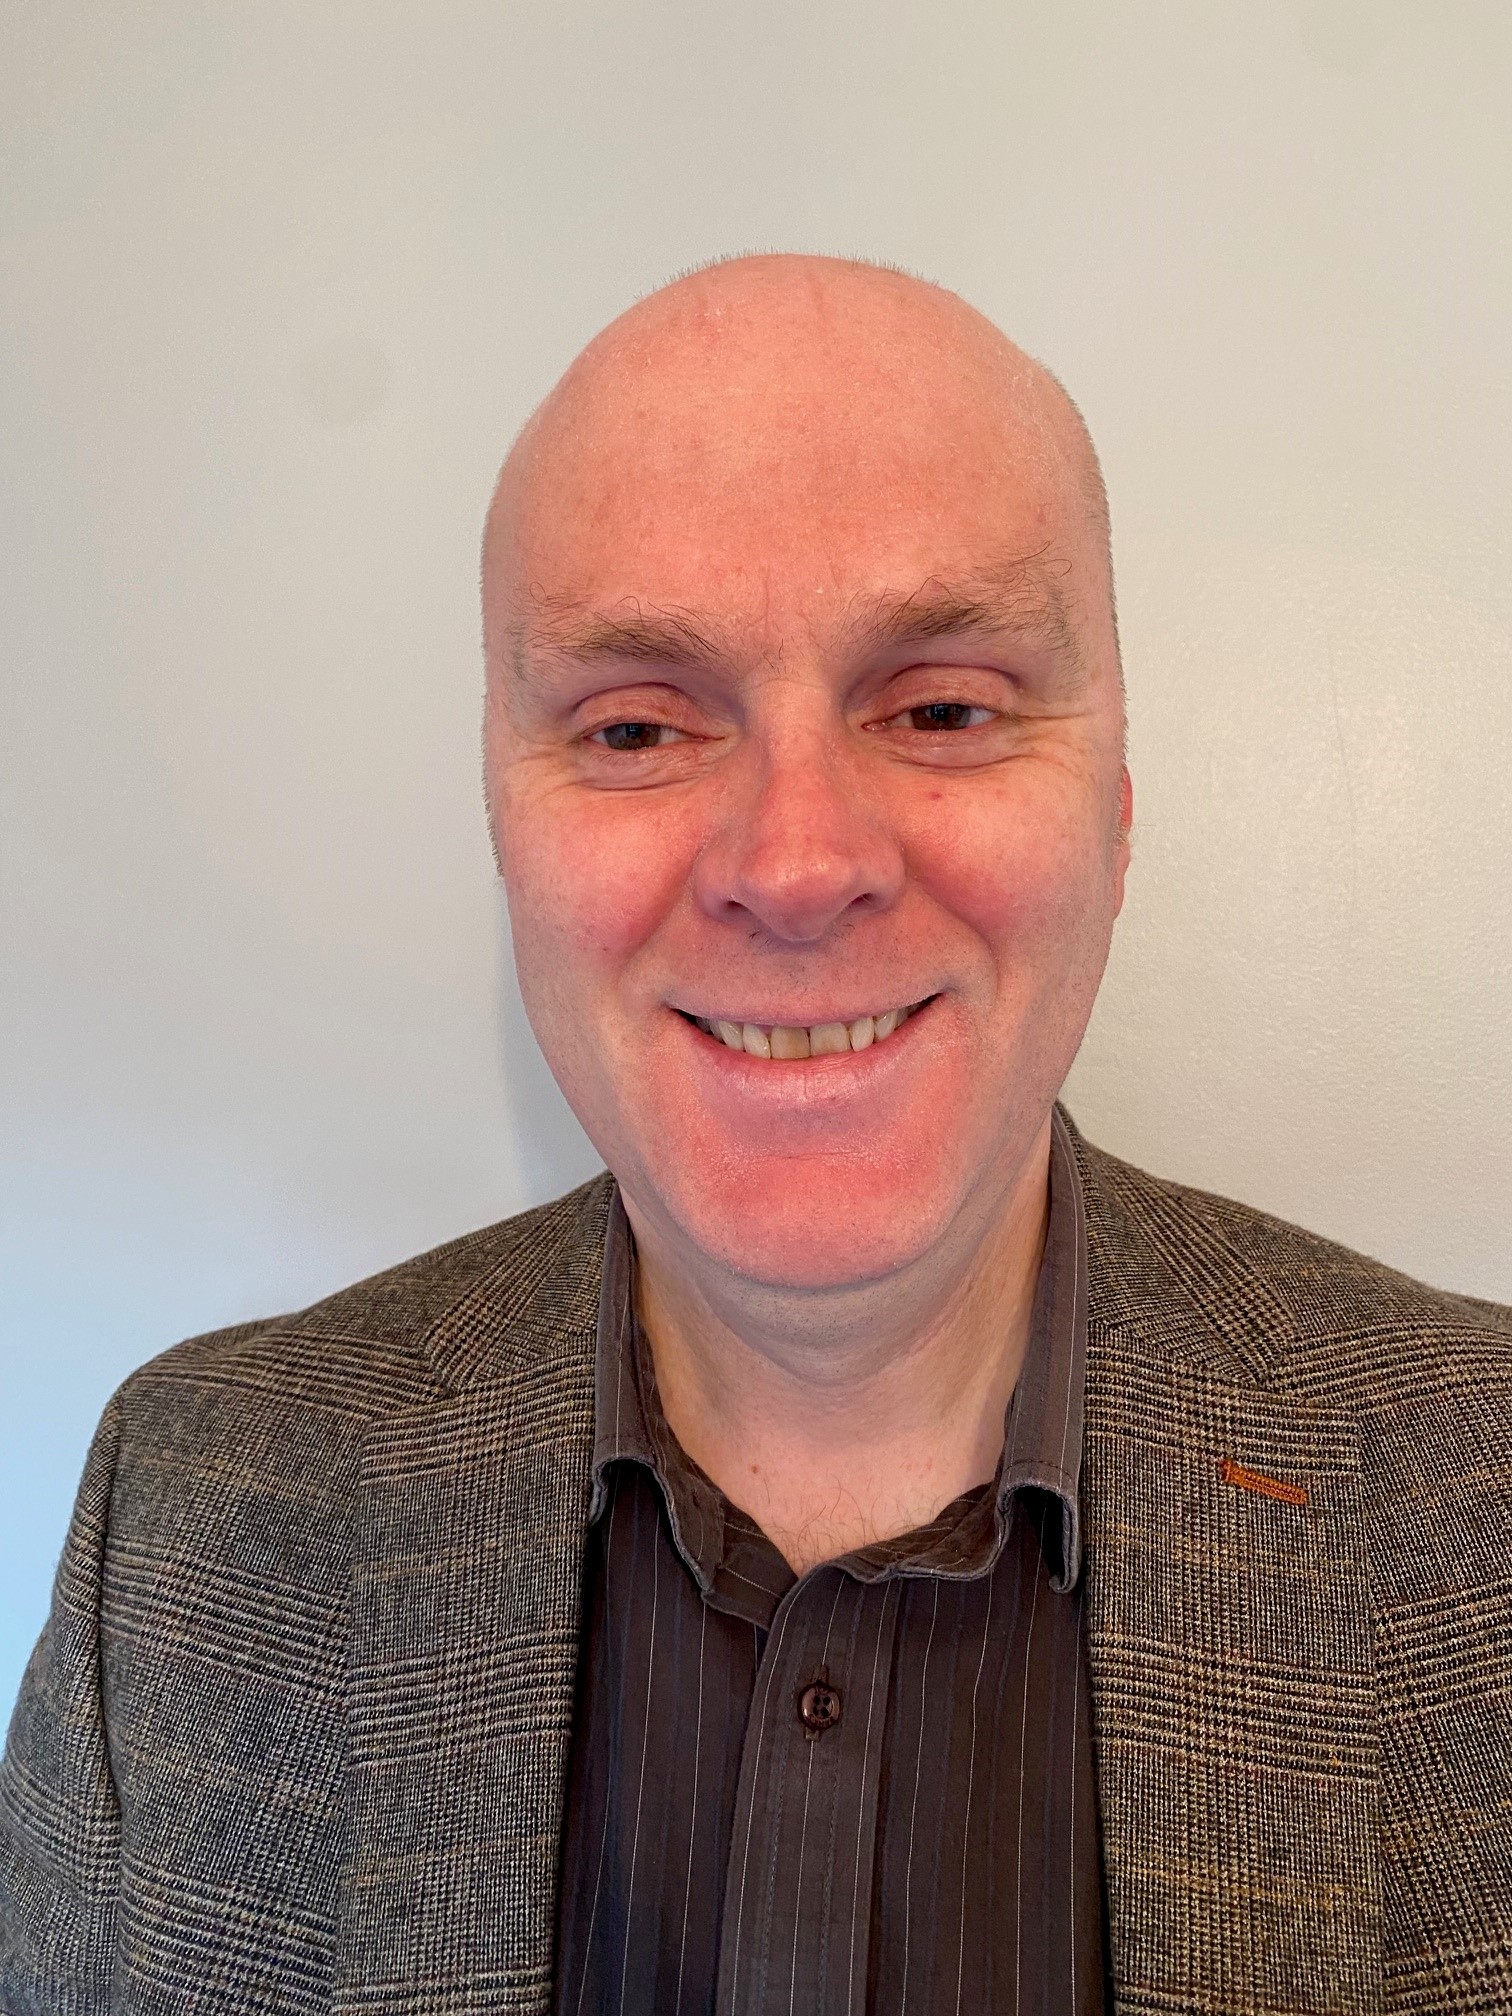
[116,1170,617,1433]
[1067,1118,1511,1405]
[87,1172,615,1593]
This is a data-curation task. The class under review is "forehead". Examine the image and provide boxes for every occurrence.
[493,281,1099,655]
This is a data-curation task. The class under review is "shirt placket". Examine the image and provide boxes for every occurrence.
[716,1569,902,2016]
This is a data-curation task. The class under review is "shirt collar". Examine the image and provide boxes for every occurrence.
[590,1103,1089,1595]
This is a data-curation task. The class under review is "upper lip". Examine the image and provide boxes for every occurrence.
[673,996,932,1025]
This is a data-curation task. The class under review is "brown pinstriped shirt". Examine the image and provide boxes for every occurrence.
[553,1109,1108,2015]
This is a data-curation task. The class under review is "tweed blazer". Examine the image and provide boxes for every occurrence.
[3,1116,1509,2015]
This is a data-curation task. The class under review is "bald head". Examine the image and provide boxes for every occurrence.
[482,254,1117,687]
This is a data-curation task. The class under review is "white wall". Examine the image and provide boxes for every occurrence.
[3,0,1509,1708]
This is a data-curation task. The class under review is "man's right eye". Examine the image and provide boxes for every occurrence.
[593,722,670,751]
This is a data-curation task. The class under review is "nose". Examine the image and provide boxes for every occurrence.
[691,703,905,944]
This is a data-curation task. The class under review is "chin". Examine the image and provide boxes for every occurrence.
[639,1124,977,1293]
[681,1183,959,1291]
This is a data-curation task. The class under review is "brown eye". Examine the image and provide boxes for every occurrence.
[596,722,667,751]
[908,702,990,731]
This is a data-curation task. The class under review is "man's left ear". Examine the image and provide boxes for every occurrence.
[1113,766,1134,913]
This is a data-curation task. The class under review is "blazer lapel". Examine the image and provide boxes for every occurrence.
[333,1178,613,2015]
[1073,1140,1383,2014]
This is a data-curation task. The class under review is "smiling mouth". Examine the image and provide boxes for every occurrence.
[678,997,935,1059]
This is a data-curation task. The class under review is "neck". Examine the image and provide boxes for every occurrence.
[624,1118,1054,1575]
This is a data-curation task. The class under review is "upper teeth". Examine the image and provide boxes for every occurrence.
[692,1004,919,1058]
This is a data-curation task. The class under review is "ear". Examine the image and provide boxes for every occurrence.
[480,682,508,881]
[1112,765,1133,916]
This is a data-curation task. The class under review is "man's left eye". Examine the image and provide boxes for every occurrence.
[904,702,994,731]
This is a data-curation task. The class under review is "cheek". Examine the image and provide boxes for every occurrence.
[904,769,1115,966]
[500,782,698,973]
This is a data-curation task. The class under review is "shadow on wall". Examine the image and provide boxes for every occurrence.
[496,927,606,1210]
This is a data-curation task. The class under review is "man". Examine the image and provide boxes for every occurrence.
[2,256,1507,2015]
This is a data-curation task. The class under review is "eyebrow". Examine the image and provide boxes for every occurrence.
[838,551,1079,661]
[519,600,739,676]
[508,547,1081,688]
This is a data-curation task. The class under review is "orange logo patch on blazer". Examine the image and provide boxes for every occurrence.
[1218,1455,1309,1508]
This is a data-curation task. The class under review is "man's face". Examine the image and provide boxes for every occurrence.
[484,271,1130,1292]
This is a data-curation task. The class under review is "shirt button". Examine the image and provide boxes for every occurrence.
[798,1679,842,1737]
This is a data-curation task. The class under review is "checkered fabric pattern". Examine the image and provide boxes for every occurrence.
[2,1113,1508,2013]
